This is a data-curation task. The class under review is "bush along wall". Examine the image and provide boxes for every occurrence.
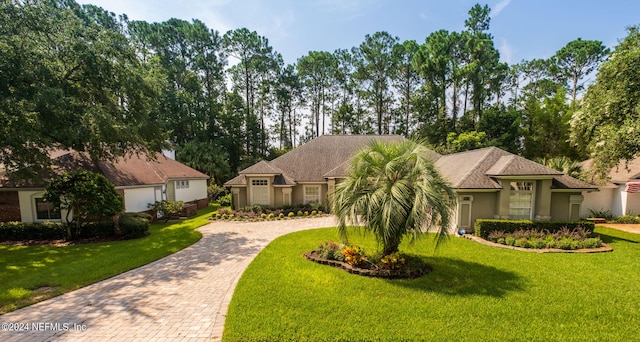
[0,221,116,241]
[118,212,151,239]
[473,219,595,239]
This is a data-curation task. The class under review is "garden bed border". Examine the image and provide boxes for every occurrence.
[463,234,613,253]
[304,251,431,279]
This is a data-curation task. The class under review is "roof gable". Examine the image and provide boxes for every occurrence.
[238,160,286,175]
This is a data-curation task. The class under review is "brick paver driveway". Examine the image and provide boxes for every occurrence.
[0,216,337,342]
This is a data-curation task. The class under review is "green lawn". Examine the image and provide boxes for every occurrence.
[0,207,214,314]
[224,226,640,341]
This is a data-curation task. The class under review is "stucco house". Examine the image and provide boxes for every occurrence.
[581,157,640,217]
[224,135,596,231]
[0,150,209,223]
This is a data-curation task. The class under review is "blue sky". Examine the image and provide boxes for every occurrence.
[77,0,639,65]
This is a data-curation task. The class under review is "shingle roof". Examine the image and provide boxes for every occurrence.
[435,147,594,190]
[0,150,209,188]
[435,147,506,189]
[485,155,562,176]
[552,175,598,190]
[238,160,287,175]
[224,137,593,191]
[224,135,409,186]
[582,157,640,183]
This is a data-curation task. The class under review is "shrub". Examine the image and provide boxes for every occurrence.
[267,213,275,219]
[278,213,285,219]
[304,211,309,216]
[341,245,366,266]
[316,241,345,261]
[588,208,613,220]
[209,203,221,211]
[148,200,185,222]
[297,211,303,216]
[80,221,115,238]
[261,213,267,219]
[488,226,602,250]
[311,210,317,215]
[118,213,150,239]
[380,252,406,270]
[613,215,640,224]
[288,212,295,218]
[474,219,595,239]
[217,193,232,207]
[0,221,67,241]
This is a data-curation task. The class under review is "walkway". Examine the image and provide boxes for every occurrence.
[599,223,640,235]
[0,216,337,342]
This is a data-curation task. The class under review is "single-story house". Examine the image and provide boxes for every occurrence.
[581,157,640,217]
[0,150,209,223]
[224,135,597,231]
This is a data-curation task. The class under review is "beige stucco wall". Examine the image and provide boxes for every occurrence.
[550,192,572,221]
[18,190,70,223]
[457,191,498,232]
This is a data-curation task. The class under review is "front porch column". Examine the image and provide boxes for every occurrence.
[232,188,240,209]
[496,180,510,219]
[327,179,336,209]
[535,179,552,220]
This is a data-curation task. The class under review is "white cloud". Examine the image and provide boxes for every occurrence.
[498,37,514,64]
[492,0,511,17]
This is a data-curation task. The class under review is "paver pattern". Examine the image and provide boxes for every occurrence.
[0,216,337,341]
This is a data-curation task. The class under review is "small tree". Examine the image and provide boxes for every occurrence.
[44,170,124,239]
[148,200,185,222]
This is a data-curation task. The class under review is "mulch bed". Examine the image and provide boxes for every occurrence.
[304,251,431,279]
[463,234,614,253]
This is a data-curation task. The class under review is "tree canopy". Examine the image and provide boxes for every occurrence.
[0,0,168,179]
[1,0,625,183]
[570,26,640,178]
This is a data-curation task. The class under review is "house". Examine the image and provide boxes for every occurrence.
[581,158,640,217]
[435,147,596,229]
[0,150,209,223]
[224,135,597,231]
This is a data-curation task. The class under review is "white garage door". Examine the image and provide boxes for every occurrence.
[251,179,270,205]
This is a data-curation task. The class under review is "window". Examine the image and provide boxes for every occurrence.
[304,186,321,204]
[175,180,190,189]
[509,181,533,220]
[252,179,268,186]
[35,198,61,220]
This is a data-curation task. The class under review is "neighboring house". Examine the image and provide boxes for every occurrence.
[581,158,640,217]
[224,135,596,231]
[0,150,209,223]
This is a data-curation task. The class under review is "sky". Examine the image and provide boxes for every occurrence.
[75,0,640,66]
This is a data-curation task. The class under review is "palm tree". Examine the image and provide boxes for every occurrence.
[538,156,583,179]
[331,140,456,256]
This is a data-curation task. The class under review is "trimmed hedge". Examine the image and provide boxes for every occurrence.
[474,219,595,239]
[118,212,151,239]
[0,221,67,241]
[0,221,116,241]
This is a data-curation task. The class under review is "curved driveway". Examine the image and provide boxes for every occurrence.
[0,216,337,342]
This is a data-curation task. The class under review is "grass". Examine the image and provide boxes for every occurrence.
[0,207,214,314]
[224,226,640,341]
